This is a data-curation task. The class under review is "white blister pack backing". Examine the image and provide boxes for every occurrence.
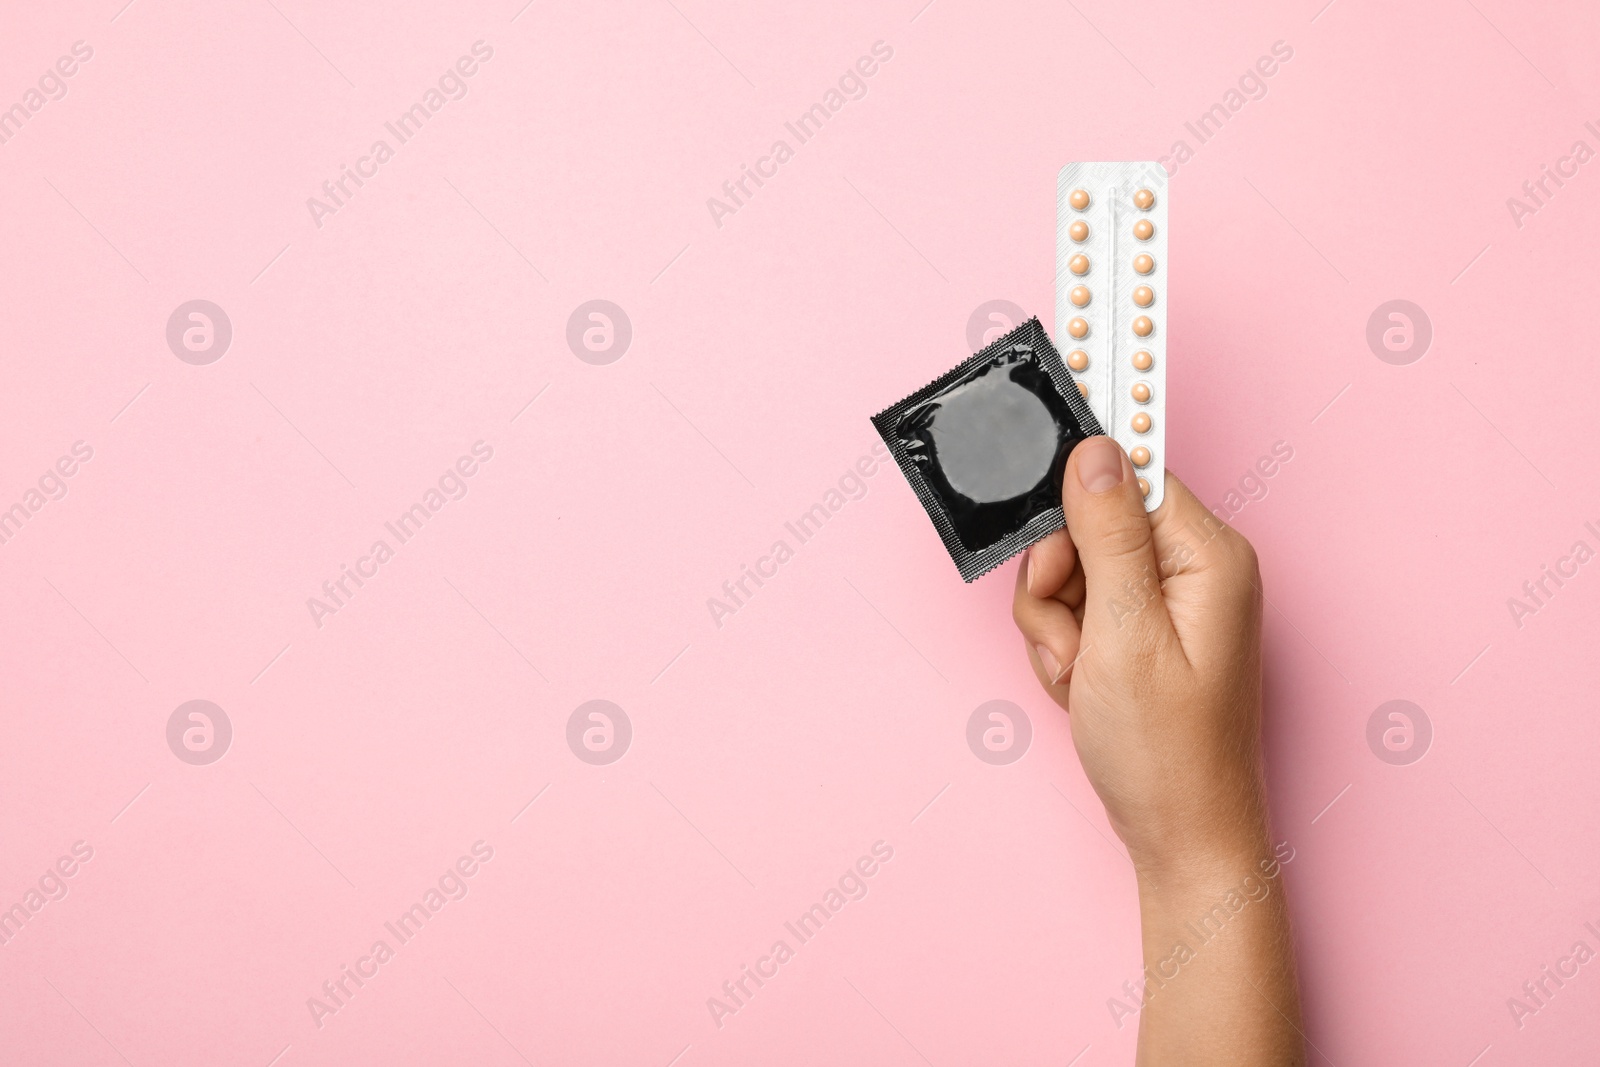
[1055,162,1169,511]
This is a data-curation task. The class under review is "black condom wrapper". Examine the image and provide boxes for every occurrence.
[871,318,1105,582]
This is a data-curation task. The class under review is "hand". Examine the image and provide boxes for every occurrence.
[1012,436,1303,1065]
[1012,436,1268,874]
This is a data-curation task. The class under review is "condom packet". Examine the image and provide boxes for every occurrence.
[871,318,1105,582]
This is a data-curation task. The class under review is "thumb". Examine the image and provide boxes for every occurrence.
[1062,436,1173,646]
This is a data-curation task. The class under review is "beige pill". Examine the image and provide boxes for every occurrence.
[1133,219,1154,240]
[1133,253,1154,274]
[1132,285,1154,307]
[1133,188,1155,210]
[1066,348,1089,371]
[1131,412,1152,434]
[1131,381,1152,403]
[1077,381,1089,398]
[1132,316,1153,337]
[1069,253,1090,275]
[1069,188,1090,210]
[1069,220,1089,242]
[1068,317,1089,338]
[1130,446,1151,467]
[1132,349,1153,371]
[1138,476,1151,497]
[1070,285,1091,307]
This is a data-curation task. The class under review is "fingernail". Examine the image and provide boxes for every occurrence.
[1035,643,1062,683]
[1076,436,1125,494]
[1025,549,1037,596]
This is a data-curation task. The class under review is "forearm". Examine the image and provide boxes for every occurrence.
[1131,835,1303,1066]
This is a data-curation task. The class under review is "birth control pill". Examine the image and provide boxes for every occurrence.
[1138,477,1150,497]
[1077,381,1089,398]
[1057,162,1168,513]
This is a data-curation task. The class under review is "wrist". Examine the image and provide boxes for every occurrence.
[1127,814,1275,895]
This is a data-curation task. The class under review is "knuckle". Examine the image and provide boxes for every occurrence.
[1097,508,1154,561]
[1216,532,1263,606]
[1203,521,1250,565]
[1227,530,1261,578]
[1011,589,1035,632]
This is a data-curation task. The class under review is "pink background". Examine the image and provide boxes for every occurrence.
[2,0,1597,1063]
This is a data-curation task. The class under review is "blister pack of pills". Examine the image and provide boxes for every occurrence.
[1056,162,1169,511]
[871,319,1104,582]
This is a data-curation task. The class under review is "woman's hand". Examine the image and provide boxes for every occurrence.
[1013,436,1268,873]
[1012,436,1303,1065]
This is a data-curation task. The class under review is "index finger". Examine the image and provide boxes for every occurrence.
[1147,472,1234,580]
[1025,527,1077,601]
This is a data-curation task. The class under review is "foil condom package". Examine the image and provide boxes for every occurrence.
[871,318,1105,581]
